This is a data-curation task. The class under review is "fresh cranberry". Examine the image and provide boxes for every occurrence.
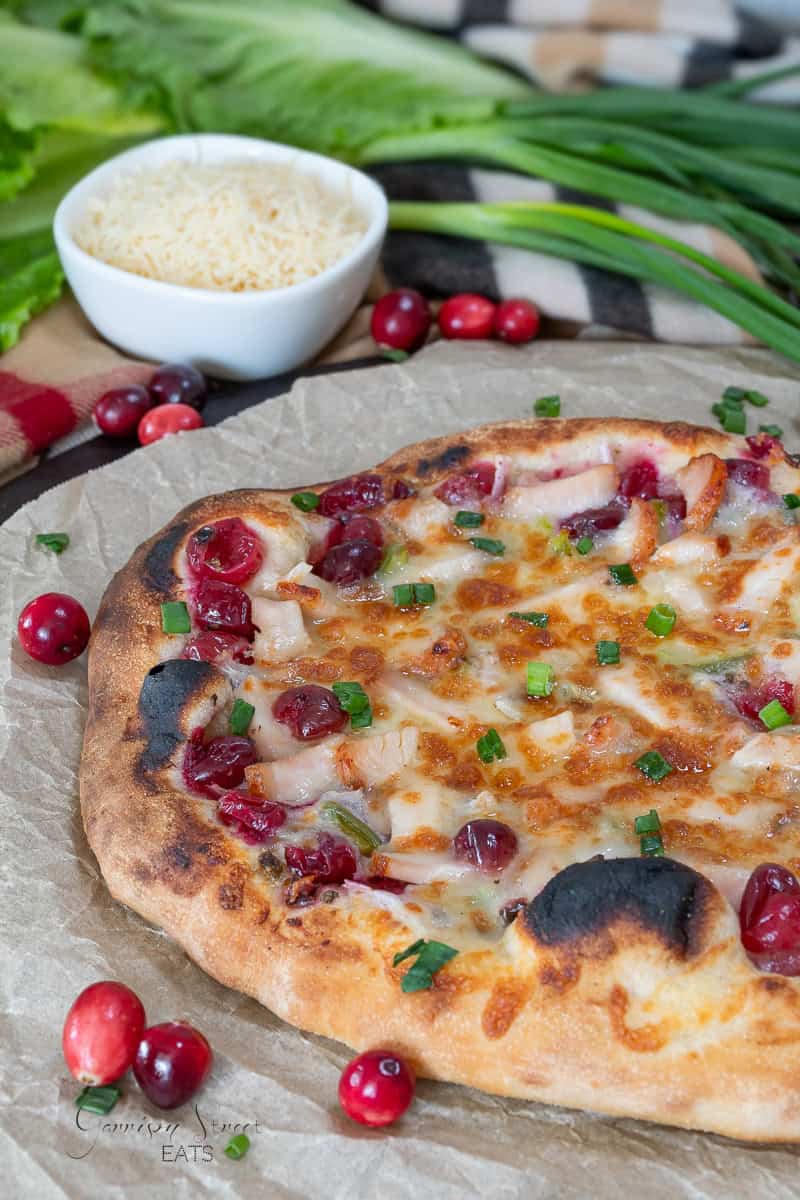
[493,298,540,344]
[618,459,658,501]
[133,1022,212,1109]
[362,875,410,893]
[725,458,770,490]
[138,403,204,445]
[317,474,384,518]
[62,982,145,1086]
[370,289,431,353]
[272,685,347,740]
[453,819,518,873]
[181,631,253,665]
[285,833,357,884]
[339,514,384,547]
[149,363,207,411]
[393,479,413,500]
[732,677,794,724]
[193,579,254,639]
[186,518,262,585]
[438,293,496,340]
[338,1049,415,1127]
[746,433,780,460]
[182,735,257,796]
[217,793,286,844]
[313,539,382,585]
[93,385,153,438]
[17,592,90,665]
[740,863,800,975]
[434,461,496,506]
[561,498,628,539]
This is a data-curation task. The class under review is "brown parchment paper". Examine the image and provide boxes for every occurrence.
[3,340,800,1200]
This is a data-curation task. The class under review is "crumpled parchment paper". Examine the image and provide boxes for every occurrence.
[3,340,800,1200]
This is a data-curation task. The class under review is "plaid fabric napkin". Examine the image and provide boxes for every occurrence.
[1,0,796,483]
[361,0,800,99]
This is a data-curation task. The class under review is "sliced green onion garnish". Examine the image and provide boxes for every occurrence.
[393,939,458,993]
[717,406,746,435]
[509,611,549,627]
[548,530,572,556]
[476,727,507,763]
[379,542,409,574]
[229,698,255,736]
[332,681,369,714]
[470,536,505,556]
[291,491,320,512]
[225,1134,251,1160]
[454,510,484,528]
[75,1085,120,1115]
[393,582,436,606]
[783,494,800,510]
[534,395,560,418]
[575,536,594,555]
[526,661,554,697]
[744,388,770,407]
[332,680,373,729]
[759,424,783,438]
[161,600,191,634]
[322,800,381,853]
[596,640,620,666]
[640,834,665,857]
[634,750,673,782]
[645,603,677,638]
[759,699,792,731]
[722,386,746,404]
[608,563,637,587]
[35,532,69,554]
[634,809,661,835]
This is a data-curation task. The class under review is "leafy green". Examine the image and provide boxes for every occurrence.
[72,0,525,157]
[0,228,63,351]
[0,118,36,202]
[0,11,159,134]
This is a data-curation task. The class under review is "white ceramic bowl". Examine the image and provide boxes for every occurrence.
[53,133,388,380]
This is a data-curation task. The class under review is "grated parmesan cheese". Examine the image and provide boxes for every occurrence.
[74,159,368,292]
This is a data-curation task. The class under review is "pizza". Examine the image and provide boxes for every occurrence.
[81,415,800,1142]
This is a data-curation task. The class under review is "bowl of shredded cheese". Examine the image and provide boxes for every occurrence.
[54,134,387,379]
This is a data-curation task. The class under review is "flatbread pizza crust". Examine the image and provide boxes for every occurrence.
[81,418,800,1142]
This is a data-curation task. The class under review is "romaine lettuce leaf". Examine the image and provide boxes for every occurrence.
[0,228,63,351]
[0,10,160,135]
[76,0,525,157]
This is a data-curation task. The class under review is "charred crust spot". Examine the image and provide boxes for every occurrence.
[416,444,470,476]
[286,916,303,927]
[137,658,219,770]
[523,856,713,957]
[143,520,190,597]
[167,845,192,870]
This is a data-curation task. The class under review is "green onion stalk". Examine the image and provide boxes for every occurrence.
[388,201,800,363]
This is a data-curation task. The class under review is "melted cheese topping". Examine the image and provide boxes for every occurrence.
[166,432,800,952]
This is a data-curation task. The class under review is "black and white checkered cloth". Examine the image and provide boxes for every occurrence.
[361,1,800,99]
